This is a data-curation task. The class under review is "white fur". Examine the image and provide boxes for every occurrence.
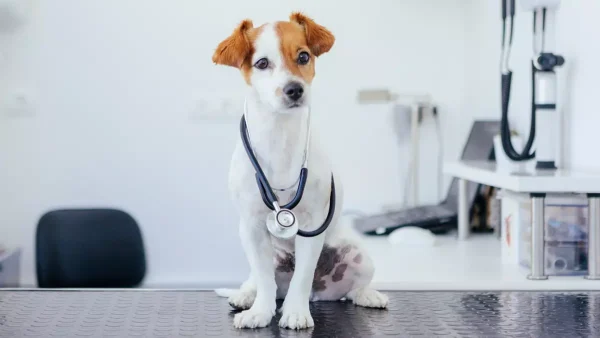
[217,22,387,330]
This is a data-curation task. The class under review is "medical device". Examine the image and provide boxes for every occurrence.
[240,103,336,239]
[500,0,564,169]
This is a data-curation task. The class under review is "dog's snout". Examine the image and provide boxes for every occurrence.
[283,82,304,101]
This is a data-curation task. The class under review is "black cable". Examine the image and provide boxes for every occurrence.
[542,8,547,32]
[542,8,547,51]
[509,0,515,45]
[297,175,336,238]
[499,0,536,161]
[501,0,507,48]
[240,116,278,204]
[525,61,537,154]
[241,116,308,210]
[509,13,515,46]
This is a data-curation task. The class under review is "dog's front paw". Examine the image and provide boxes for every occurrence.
[233,308,274,329]
[228,290,256,310]
[279,304,314,330]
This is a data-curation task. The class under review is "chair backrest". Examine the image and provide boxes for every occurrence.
[36,208,146,288]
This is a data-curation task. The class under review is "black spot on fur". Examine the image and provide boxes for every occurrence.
[312,279,326,291]
[332,263,348,282]
[314,245,341,279]
[277,244,359,292]
[276,252,295,273]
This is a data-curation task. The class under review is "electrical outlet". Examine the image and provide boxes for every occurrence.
[356,89,396,103]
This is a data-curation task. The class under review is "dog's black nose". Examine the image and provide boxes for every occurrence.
[283,82,304,101]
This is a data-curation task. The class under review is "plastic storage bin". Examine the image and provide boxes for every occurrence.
[517,193,589,276]
[520,241,588,276]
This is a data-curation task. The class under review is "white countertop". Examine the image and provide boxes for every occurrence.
[444,160,600,193]
[365,232,600,291]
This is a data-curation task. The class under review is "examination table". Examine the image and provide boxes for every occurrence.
[0,289,598,337]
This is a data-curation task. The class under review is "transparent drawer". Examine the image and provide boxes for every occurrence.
[519,198,588,243]
[520,241,588,276]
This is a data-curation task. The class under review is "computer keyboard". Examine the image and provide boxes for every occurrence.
[384,205,454,224]
[353,204,458,236]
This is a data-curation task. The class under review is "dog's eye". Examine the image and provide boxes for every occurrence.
[297,52,310,65]
[254,58,269,70]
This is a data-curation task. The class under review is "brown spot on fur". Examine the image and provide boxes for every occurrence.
[312,279,326,292]
[332,263,347,282]
[276,13,335,84]
[353,253,363,264]
[275,22,315,83]
[289,12,335,57]
[275,87,283,97]
[211,20,265,85]
[276,252,295,273]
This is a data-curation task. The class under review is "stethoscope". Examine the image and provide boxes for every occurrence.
[500,0,564,163]
[240,101,336,239]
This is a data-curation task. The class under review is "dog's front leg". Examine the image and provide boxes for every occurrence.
[279,233,325,329]
[233,217,277,329]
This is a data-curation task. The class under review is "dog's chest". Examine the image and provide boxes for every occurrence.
[271,183,324,225]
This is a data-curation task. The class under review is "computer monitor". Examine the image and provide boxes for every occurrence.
[443,120,499,211]
[352,119,501,235]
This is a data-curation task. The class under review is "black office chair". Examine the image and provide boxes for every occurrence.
[36,208,146,288]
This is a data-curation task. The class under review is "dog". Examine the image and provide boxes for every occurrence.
[212,12,388,330]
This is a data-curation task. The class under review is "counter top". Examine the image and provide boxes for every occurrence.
[444,160,600,193]
[364,232,600,290]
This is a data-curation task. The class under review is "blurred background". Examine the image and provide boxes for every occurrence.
[1,0,599,289]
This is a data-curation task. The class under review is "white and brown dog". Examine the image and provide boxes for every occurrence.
[212,12,388,330]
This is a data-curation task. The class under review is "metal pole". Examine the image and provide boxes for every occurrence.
[458,178,469,240]
[410,104,420,206]
[585,194,600,280]
[528,193,548,280]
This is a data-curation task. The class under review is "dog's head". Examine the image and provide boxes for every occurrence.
[212,13,334,113]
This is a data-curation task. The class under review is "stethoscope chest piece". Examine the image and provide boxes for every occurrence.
[266,209,298,239]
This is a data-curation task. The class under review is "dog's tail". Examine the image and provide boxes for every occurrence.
[214,288,238,298]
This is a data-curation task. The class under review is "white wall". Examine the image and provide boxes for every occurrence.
[1,0,476,286]
[464,0,600,170]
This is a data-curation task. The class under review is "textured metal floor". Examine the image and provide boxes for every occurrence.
[0,290,599,337]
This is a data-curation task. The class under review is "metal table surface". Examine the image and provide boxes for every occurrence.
[1,289,599,337]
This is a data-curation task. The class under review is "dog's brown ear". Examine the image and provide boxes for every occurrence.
[212,19,254,68]
[290,12,335,57]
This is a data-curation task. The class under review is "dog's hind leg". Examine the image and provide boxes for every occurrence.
[343,250,388,309]
[309,242,388,309]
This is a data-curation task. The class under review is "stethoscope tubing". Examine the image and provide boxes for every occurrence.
[239,114,335,238]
